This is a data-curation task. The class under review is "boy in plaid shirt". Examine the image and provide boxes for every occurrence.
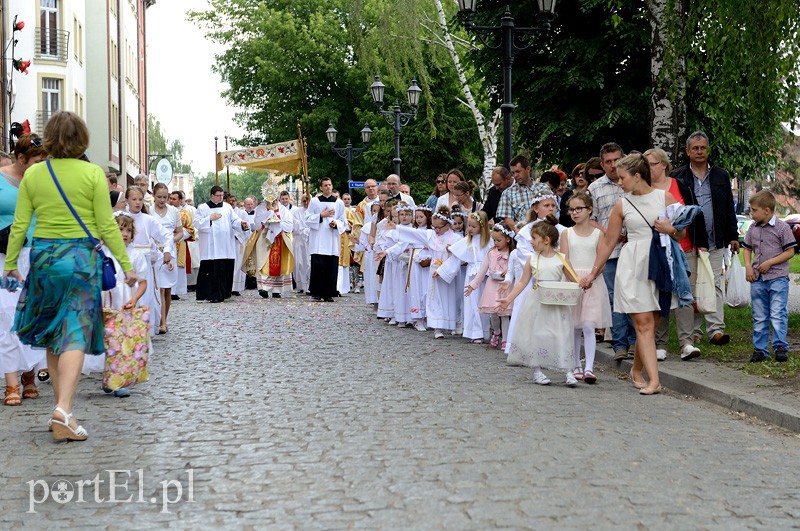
[742,191,797,362]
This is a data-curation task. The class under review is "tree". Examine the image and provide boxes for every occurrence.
[467,0,653,173]
[675,0,800,178]
[351,0,500,192]
[147,114,192,174]
[190,0,483,198]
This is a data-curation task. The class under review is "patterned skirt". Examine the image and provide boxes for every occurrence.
[13,237,105,356]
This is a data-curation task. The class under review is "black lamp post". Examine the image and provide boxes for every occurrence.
[457,0,556,168]
[326,122,373,183]
[369,73,422,177]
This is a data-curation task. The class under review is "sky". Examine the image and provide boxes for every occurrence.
[145,0,244,177]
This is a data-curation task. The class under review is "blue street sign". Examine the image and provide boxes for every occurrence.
[348,181,381,189]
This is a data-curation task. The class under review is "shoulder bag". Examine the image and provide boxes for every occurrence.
[46,160,117,290]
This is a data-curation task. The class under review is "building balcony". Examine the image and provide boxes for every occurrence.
[35,28,70,63]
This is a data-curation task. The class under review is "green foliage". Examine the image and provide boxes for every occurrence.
[192,170,282,204]
[147,114,192,173]
[467,0,652,172]
[670,0,800,178]
[190,0,483,196]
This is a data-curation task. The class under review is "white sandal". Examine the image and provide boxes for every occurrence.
[51,406,88,442]
[533,371,551,385]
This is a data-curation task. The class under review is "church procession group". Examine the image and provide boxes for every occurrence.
[4,136,796,440]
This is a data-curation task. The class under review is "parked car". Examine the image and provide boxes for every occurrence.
[737,214,753,243]
[783,214,800,252]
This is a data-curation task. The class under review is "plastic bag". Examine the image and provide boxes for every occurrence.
[725,254,751,308]
[695,250,716,314]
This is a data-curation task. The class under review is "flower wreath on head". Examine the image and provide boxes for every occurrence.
[114,211,134,219]
[396,204,414,212]
[469,211,485,226]
[415,205,432,212]
[494,224,515,239]
[450,210,467,219]
[432,212,453,225]
[531,193,559,205]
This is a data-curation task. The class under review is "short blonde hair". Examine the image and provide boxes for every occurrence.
[643,147,671,175]
[749,190,776,211]
[43,111,89,159]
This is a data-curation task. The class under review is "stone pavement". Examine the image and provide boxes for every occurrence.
[2,291,799,529]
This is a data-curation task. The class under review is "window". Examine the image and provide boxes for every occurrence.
[72,17,83,63]
[111,103,119,141]
[73,90,84,118]
[110,40,118,79]
[42,78,61,119]
[40,0,60,58]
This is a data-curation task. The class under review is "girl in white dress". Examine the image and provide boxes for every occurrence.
[82,213,149,396]
[378,203,414,327]
[499,217,581,386]
[397,206,459,338]
[371,194,392,310]
[126,187,174,337]
[376,202,400,322]
[502,231,533,362]
[446,211,492,343]
[449,208,467,335]
[150,183,182,334]
[581,154,684,396]
[560,192,612,384]
[516,193,567,250]
[409,207,433,331]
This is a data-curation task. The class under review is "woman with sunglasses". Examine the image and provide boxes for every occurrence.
[425,173,449,210]
[560,158,605,227]
[0,134,48,406]
[435,169,466,210]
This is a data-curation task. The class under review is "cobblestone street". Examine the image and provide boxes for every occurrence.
[2,291,799,529]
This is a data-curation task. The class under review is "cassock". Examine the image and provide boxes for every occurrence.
[244,209,258,289]
[194,200,245,302]
[306,194,347,300]
[292,206,311,292]
[232,206,252,293]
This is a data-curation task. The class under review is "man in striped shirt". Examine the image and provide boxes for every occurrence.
[496,155,550,231]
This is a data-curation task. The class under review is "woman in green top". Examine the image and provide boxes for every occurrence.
[4,112,137,442]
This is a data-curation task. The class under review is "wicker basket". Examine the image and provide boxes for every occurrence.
[537,281,582,306]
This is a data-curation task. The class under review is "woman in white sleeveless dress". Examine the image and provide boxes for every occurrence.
[581,154,685,395]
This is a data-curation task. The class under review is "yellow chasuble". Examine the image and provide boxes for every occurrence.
[339,208,361,267]
[177,208,196,268]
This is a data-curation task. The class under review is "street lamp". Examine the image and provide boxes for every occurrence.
[326,122,373,183]
[369,73,421,177]
[457,1,556,168]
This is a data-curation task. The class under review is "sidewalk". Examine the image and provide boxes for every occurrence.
[596,344,800,433]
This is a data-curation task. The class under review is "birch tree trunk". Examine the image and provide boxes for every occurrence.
[434,0,499,194]
[648,0,686,165]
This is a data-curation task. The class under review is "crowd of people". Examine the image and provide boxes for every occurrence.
[0,112,796,442]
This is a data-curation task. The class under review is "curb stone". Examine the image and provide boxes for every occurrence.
[595,344,800,433]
